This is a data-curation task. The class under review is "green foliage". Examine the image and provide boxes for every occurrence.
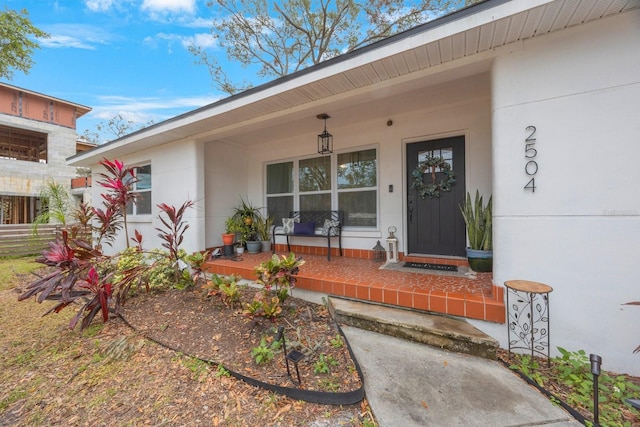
[329,334,344,349]
[251,337,280,365]
[254,253,305,302]
[509,348,640,426]
[215,364,231,378]
[254,213,274,241]
[190,0,472,95]
[32,180,73,231]
[0,8,49,80]
[459,190,492,250]
[203,274,243,306]
[313,354,331,375]
[244,293,282,321]
[508,353,547,388]
[317,377,340,392]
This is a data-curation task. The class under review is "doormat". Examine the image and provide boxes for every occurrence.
[403,262,458,272]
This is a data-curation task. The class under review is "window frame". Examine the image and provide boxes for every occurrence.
[265,145,379,231]
[126,163,152,217]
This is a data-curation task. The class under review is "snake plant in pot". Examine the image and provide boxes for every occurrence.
[459,190,492,272]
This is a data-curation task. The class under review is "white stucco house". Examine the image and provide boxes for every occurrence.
[69,0,640,375]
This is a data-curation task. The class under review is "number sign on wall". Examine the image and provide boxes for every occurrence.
[524,126,538,192]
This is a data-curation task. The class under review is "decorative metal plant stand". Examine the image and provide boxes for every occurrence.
[504,280,553,367]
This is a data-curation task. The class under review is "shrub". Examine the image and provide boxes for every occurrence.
[18,158,196,330]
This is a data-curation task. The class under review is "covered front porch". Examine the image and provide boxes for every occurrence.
[203,246,505,324]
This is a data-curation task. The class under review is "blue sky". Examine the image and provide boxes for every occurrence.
[5,0,466,143]
[6,0,224,142]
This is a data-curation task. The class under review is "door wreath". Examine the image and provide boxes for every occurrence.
[411,155,456,199]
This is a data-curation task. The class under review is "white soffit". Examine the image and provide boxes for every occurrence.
[69,0,640,165]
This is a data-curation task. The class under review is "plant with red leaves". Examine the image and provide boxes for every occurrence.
[98,158,138,247]
[156,200,195,283]
[92,204,123,249]
[19,158,198,330]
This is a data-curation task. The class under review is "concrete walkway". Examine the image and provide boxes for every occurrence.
[342,326,580,426]
[293,288,581,427]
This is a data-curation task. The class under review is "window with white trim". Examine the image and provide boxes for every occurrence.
[126,164,152,215]
[266,148,377,228]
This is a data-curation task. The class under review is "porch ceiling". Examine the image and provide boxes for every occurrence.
[69,0,639,165]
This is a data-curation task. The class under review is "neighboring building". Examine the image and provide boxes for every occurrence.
[69,0,640,374]
[0,82,91,224]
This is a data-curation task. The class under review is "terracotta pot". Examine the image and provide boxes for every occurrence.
[222,233,235,245]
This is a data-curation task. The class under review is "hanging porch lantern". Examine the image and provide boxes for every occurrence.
[317,113,333,154]
[386,226,399,263]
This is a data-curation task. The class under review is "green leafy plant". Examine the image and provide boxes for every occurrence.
[254,212,274,241]
[459,190,492,250]
[244,292,283,321]
[251,337,280,365]
[215,364,230,378]
[32,180,73,231]
[204,274,243,306]
[254,253,305,303]
[329,334,344,349]
[219,279,242,307]
[509,348,640,426]
[313,354,331,375]
[317,377,340,392]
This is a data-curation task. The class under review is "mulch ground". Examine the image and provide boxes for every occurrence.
[122,283,363,394]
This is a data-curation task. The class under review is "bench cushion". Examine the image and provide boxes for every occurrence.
[321,219,340,236]
[282,217,298,234]
[293,222,315,235]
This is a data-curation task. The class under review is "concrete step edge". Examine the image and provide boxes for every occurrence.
[328,296,498,360]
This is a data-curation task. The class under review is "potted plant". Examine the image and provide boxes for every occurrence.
[223,217,240,246]
[245,224,261,253]
[254,212,274,252]
[229,198,263,253]
[459,190,492,272]
[232,197,261,227]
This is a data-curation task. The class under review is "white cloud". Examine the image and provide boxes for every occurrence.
[40,24,115,49]
[141,0,196,15]
[143,32,216,52]
[82,93,220,142]
[90,94,220,120]
[84,0,116,12]
[42,35,96,50]
[189,33,216,49]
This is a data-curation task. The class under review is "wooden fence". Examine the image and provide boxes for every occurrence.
[0,224,60,257]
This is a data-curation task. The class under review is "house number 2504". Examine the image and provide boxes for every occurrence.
[524,125,538,192]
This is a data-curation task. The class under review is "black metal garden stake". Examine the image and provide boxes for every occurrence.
[275,326,304,385]
[590,353,602,426]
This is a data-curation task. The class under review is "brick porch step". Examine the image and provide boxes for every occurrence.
[328,296,498,360]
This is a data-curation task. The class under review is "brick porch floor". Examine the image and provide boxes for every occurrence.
[202,245,505,323]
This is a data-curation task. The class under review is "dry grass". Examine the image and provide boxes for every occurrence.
[0,258,373,426]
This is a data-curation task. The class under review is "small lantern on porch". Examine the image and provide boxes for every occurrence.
[317,113,333,154]
[386,226,399,263]
[372,240,386,261]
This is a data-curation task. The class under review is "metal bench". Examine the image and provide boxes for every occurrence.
[272,210,343,260]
